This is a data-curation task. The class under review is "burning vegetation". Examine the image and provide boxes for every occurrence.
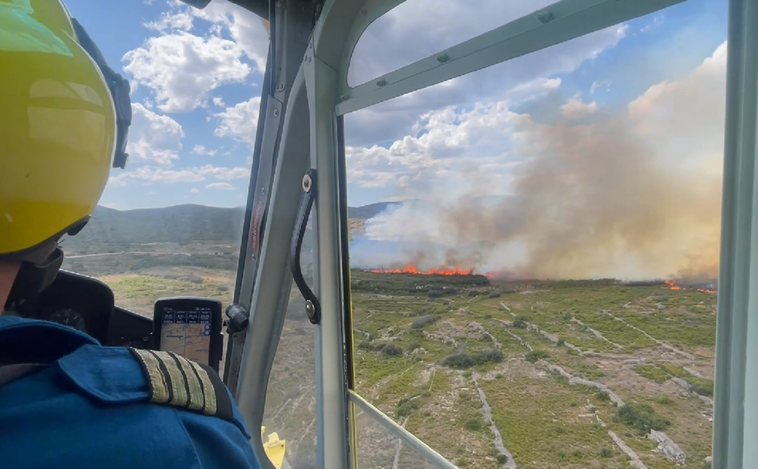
[363,267,718,296]
[664,279,717,295]
[370,264,474,276]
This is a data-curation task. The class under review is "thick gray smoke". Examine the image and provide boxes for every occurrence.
[354,43,727,281]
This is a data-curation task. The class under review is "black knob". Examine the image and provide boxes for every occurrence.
[225,304,249,333]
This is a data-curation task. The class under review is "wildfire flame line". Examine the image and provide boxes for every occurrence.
[664,279,716,295]
[370,264,474,276]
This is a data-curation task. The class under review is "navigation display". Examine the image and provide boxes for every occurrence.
[160,306,212,365]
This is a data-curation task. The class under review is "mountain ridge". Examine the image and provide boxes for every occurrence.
[61,202,397,253]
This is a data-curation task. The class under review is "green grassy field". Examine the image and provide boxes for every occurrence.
[349,271,716,469]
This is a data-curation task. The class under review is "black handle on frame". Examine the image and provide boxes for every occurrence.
[290,169,320,324]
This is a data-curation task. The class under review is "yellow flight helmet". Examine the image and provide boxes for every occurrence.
[0,0,131,297]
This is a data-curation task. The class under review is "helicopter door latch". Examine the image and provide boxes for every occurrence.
[291,169,320,324]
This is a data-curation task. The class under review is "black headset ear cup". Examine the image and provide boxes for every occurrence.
[6,248,64,304]
[70,17,132,169]
[66,217,90,237]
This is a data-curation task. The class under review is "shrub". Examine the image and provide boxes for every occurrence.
[616,403,671,434]
[442,349,502,369]
[656,394,673,406]
[382,344,403,356]
[464,418,483,431]
[557,338,565,347]
[442,353,476,369]
[600,448,613,458]
[412,315,436,329]
[691,379,714,397]
[479,349,503,363]
[635,365,669,384]
[427,289,443,298]
[468,291,480,297]
[595,390,611,402]
[408,329,424,339]
[496,454,508,464]
[396,397,419,417]
[525,350,549,363]
[358,341,386,352]
[512,318,527,329]
[488,292,501,298]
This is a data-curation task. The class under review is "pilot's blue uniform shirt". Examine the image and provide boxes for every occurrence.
[0,316,261,469]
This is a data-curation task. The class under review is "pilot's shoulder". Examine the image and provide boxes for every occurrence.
[56,344,249,437]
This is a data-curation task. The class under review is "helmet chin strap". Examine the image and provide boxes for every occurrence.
[6,248,64,306]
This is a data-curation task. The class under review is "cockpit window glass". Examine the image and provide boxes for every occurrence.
[348,0,554,87]
[344,0,726,466]
[261,211,318,468]
[59,0,264,317]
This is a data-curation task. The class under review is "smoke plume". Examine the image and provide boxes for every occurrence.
[355,42,727,281]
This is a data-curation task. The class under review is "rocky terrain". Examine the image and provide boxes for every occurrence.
[344,271,715,469]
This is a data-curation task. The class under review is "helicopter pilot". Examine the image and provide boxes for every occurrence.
[0,1,260,467]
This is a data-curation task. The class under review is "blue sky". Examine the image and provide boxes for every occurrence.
[64,0,727,211]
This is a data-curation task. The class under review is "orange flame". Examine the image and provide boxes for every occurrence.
[371,264,474,276]
[665,280,717,295]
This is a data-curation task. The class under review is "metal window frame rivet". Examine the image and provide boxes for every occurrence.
[302,174,312,193]
[537,11,554,24]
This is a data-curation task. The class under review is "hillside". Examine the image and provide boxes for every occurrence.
[61,203,391,255]
[347,201,399,220]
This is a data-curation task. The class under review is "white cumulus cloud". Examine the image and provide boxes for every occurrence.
[109,164,249,187]
[188,0,269,73]
[152,0,269,72]
[144,10,194,32]
[206,182,236,190]
[126,103,184,166]
[123,32,251,113]
[192,145,217,157]
[560,97,598,119]
[214,96,261,146]
[346,101,527,195]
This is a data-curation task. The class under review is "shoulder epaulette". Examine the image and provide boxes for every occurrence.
[127,348,234,424]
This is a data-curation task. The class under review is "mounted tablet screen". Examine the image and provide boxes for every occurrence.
[153,297,223,372]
